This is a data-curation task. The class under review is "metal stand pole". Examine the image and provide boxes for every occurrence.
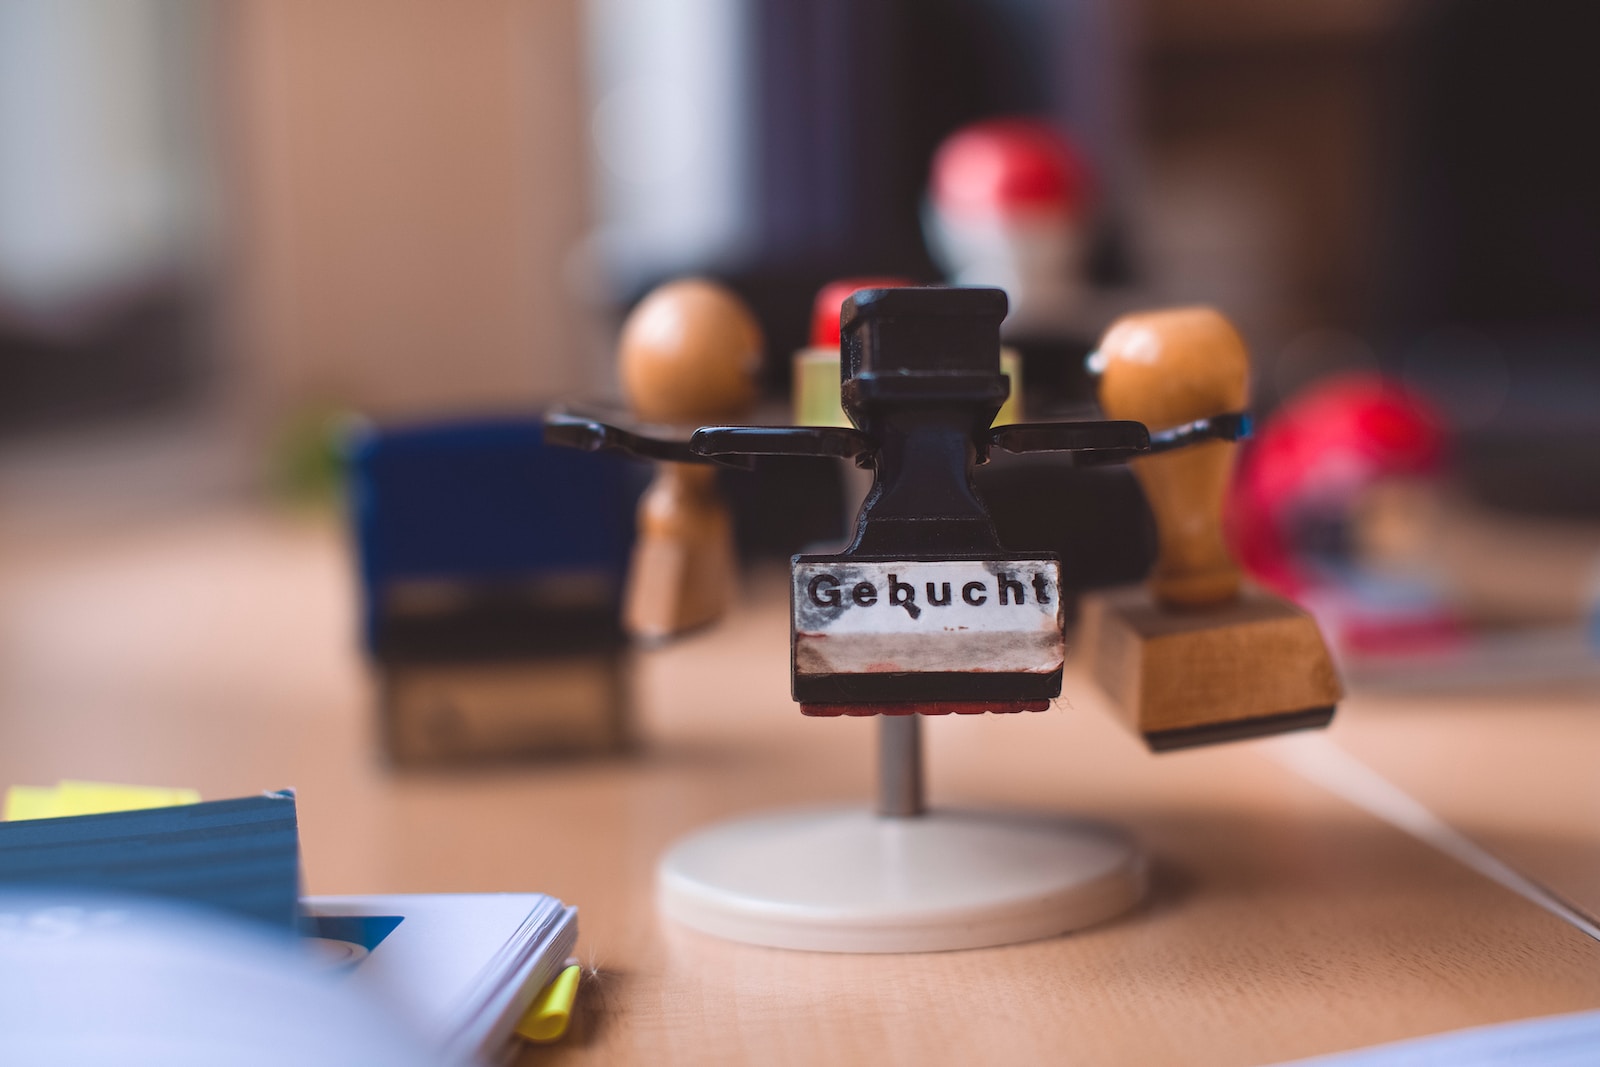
[877,715,924,817]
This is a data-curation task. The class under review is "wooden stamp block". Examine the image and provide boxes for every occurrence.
[1079,583,1342,751]
[382,656,630,764]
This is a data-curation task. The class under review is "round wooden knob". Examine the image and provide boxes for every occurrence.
[619,279,762,425]
[1095,308,1250,608]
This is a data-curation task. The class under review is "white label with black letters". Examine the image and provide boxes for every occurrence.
[792,559,1064,677]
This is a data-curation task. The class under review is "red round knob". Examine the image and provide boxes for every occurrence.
[808,277,914,347]
[930,118,1091,221]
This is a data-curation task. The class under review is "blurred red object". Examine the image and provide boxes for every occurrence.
[809,277,914,347]
[1230,373,1449,600]
[929,118,1091,222]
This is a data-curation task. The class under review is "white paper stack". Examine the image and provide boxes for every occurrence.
[305,893,578,1064]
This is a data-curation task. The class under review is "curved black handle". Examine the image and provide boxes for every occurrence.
[989,411,1252,465]
[988,419,1150,458]
[691,425,875,464]
[543,409,742,466]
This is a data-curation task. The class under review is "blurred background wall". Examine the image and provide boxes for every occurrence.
[227,0,597,420]
[0,0,215,433]
[0,0,1594,519]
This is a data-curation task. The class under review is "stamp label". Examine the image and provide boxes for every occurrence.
[792,558,1064,677]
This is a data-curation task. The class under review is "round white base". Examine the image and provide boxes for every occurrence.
[658,807,1144,953]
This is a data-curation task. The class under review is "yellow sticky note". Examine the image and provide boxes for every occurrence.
[53,781,201,817]
[516,963,581,1044]
[3,781,201,821]
[3,785,60,821]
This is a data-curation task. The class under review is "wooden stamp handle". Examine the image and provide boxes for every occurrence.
[1095,308,1250,609]
[620,279,761,426]
[616,279,761,638]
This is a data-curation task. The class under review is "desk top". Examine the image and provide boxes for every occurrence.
[0,508,1597,1066]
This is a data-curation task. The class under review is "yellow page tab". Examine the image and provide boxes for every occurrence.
[3,785,61,821]
[3,781,201,820]
[516,963,581,1043]
[54,781,201,817]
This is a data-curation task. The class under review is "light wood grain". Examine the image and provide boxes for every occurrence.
[0,508,1597,1067]
[1330,681,1600,921]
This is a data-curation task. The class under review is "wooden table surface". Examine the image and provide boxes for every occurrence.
[1,506,1597,1066]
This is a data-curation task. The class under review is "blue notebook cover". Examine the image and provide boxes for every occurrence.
[0,791,301,931]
